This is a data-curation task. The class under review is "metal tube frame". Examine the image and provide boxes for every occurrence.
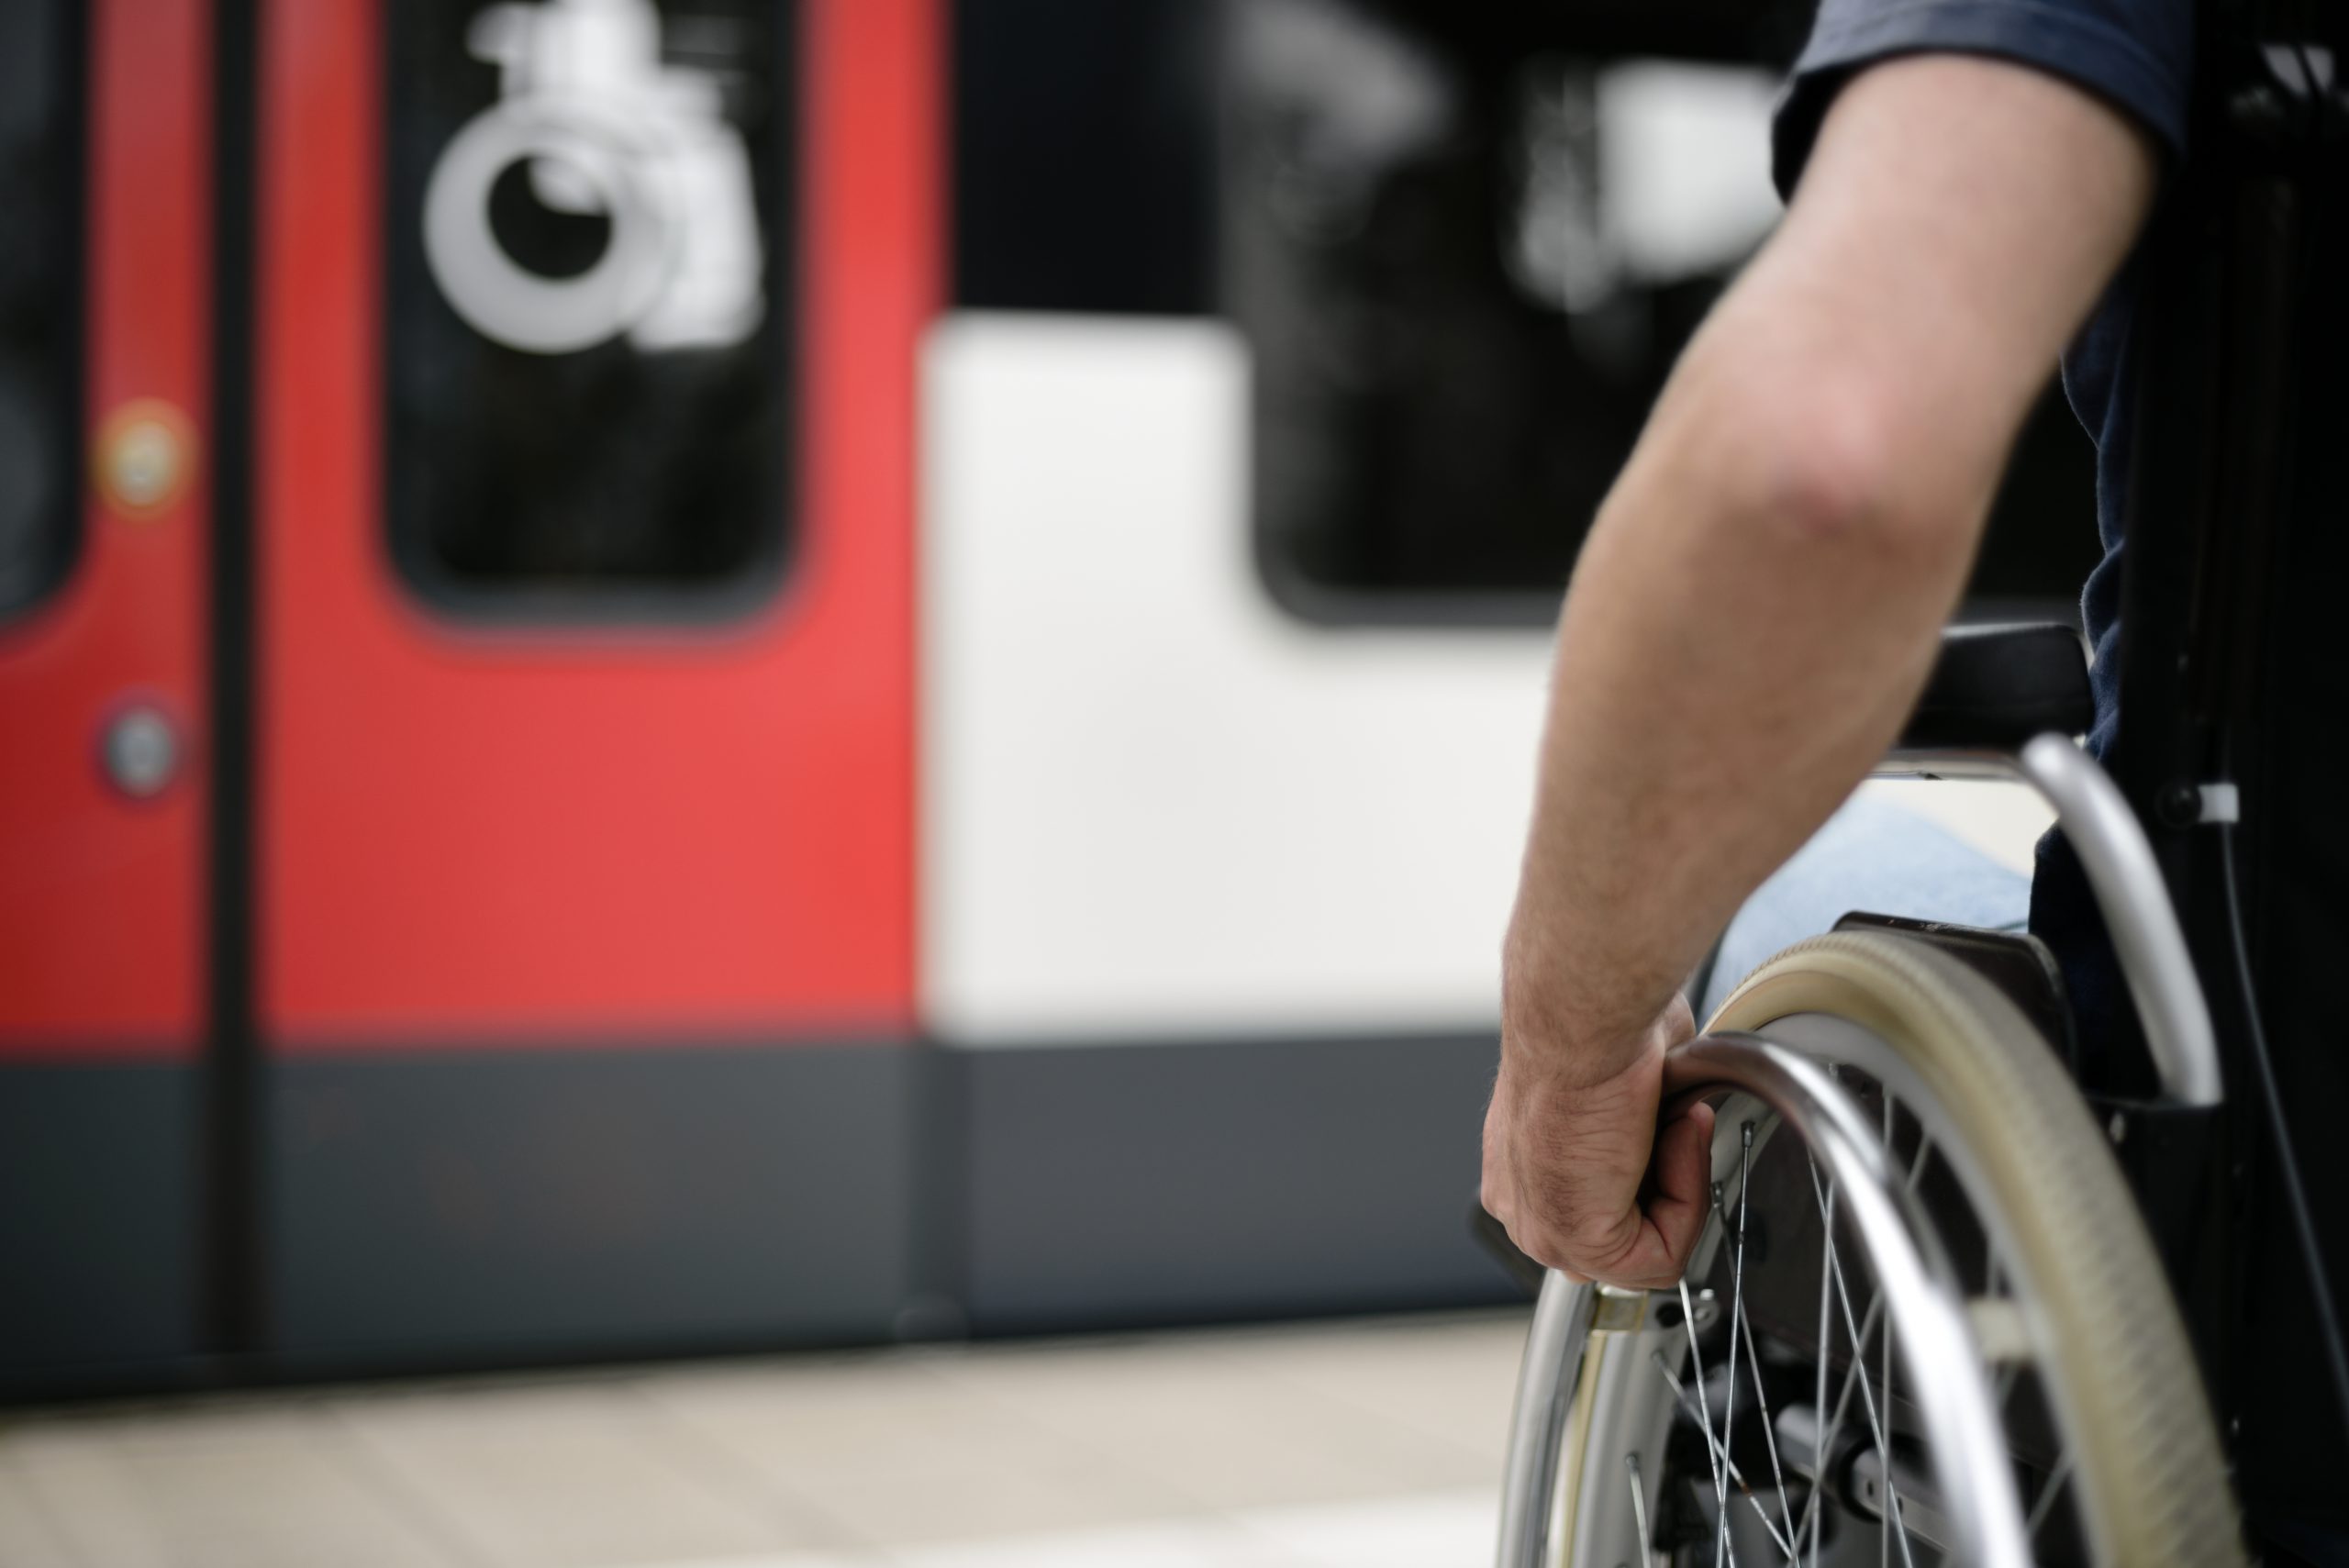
[1493,1272,1595,1568]
[1877,733,2223,1107]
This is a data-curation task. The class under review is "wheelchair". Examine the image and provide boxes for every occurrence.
[1486,16,2349,1563]
[1490,625,2245,1566]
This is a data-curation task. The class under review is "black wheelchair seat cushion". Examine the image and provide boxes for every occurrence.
[1898,622,2094,750]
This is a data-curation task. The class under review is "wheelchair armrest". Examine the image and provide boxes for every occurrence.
[1878,622,2224,1107]
[1897,623,2093,751]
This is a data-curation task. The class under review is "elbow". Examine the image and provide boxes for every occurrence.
[1755,403,1893,545]
[1724,373,1973,573]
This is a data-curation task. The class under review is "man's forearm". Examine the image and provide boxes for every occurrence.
[1501,55,2158,1084]
[1485,53,2156,1284]
[1501,339,1979,1078]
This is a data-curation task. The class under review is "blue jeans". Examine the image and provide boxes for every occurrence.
[1698,794,2032,1021]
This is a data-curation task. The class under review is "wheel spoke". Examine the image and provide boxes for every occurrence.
[1881,1094,1895,1568]
[1627,1452,1654,1566]
[1906,1132,1936,1193]
[1881,1283,1896,1568]
[1739,1296,1803,1558]
[1882,1113,1937,1562]
[1809,1169,1834,1568]
[1678,1280,1741,1568]
[1649,1353,1797,1563]
[1798,1158,1917,1568]
[1719,1121,1755,1568]
[1791,1279,1886,1552]
[1798,1160,1873,1508]
[1679,1278,1724,1499]
[1725,1120,1802,1558]
[2028,1451,2075,1538]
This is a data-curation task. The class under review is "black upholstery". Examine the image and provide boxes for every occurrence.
[1831,912,2075,1060]
[1468,1203,1543,1297]
[1897,622,2093,751]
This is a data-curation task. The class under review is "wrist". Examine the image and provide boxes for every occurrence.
[1504,920,1629,1067]
[1501,942,1690,1090]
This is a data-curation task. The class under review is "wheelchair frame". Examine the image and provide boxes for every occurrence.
[1495,716,2228,1568]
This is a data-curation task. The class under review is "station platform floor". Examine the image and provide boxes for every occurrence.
[0,1308,1532,1568]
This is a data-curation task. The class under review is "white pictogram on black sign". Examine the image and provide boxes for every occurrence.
[422,0,764,355]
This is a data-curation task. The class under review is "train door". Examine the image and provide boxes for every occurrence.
[0,0,217,1386]
[251,0,939,1363]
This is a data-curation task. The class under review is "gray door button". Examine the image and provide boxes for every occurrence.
[101,705,180,799]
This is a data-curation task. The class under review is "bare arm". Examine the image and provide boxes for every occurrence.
[1484,55,2156,1285]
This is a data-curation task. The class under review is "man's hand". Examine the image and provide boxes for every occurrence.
[1481,993,1716,1287]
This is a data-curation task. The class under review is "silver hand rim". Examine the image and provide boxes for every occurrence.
[1491,1032,2035,1568]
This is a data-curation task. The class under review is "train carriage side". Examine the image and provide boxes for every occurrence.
[0,0,2091,1386]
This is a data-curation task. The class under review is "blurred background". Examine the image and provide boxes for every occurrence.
[0,0,2080,1560]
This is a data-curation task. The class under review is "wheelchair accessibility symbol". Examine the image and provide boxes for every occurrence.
[422,0,765,355]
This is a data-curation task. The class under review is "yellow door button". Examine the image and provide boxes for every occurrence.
[94,398,199,520]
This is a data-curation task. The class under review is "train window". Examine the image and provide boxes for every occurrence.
[953,0,1218,316]
[384,0,794,617]
[0,0,82,621]
[1224,0,2102,622]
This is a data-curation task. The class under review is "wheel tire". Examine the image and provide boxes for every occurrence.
[1706,929,2241,1566]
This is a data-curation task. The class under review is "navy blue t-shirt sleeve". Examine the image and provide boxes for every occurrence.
[1772,0,2194,197]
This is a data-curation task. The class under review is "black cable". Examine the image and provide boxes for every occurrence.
[2217,28,2349,1447]
[2215,811,2349,1444]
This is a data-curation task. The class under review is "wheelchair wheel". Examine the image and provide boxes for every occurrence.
[1509,929,2239,1567]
